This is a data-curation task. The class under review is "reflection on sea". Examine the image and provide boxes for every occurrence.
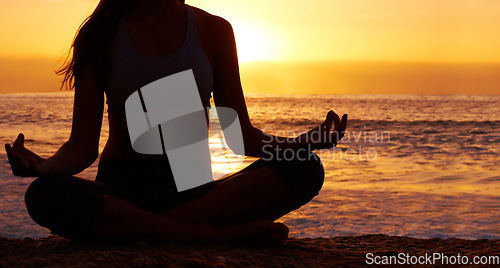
[0,93,498,239]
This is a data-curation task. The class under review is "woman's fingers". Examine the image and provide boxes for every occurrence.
[341,114,348,131]
[5,143,20,166]
[332,111,341,128]
[5,145,23,176]
[12,133,25,151]
[4,143,23,176]
[330,114,348,144]
[5,133,39,177]
[322,111,335,132]
[5,143,13,160]
[302,112,348,149]
[322,110,342,134]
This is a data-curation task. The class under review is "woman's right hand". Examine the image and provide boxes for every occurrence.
[4,133,53,177]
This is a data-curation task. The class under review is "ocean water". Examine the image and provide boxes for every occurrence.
[0,92,499,240]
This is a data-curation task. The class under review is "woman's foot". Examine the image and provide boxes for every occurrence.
[214,219,289,246]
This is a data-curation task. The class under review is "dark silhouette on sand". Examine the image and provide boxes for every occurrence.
[5,0,347,245]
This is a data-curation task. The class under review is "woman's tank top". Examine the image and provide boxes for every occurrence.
[105,5,214,114]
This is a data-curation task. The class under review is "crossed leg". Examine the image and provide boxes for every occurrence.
[25,152,324,244]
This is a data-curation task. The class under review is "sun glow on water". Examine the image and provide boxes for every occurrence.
[207,106,251,177]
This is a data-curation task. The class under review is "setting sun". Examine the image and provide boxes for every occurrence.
[231,20,283,63]
[1,0,499,94]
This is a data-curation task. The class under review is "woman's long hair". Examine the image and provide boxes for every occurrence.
[58,0,185,90]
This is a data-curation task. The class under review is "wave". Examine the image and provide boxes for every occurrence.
[258,118,500,126]
[477,176,500,184]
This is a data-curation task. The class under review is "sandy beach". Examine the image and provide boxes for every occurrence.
[1,234,499,267]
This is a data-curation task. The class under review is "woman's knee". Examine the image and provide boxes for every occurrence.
[25,176,61,229]
[270,150,325,207]
[292,151,325,204]
[25,176,105,241]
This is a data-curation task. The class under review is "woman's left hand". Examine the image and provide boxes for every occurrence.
[295,110,348,150]
[5,133,53,177]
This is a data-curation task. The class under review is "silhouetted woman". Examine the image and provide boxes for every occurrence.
[5,0,347,244]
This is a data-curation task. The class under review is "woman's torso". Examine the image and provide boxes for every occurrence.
[101,4,214,164]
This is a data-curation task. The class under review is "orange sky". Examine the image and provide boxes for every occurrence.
[0,0,499,93]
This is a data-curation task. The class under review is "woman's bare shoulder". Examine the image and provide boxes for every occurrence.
[190,6,234,37]
[190,6,236,63]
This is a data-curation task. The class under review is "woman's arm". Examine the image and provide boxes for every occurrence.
[5,63,104,176]
[211,18,347,158]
